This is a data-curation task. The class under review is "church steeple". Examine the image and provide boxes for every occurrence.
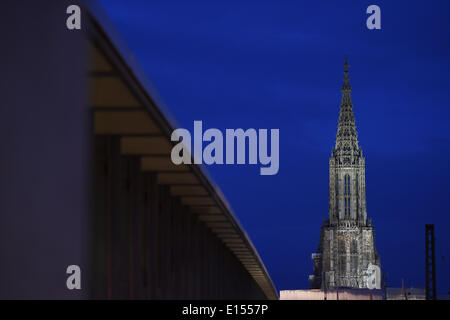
[333,57,361,167]
[310,59,380,290]
[329,58,367,224]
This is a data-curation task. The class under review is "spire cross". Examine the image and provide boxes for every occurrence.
[342,57,351,92]
[344,57,350,77]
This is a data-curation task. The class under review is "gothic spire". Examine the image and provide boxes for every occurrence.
[333,57,362,166]
[328,58,368,226]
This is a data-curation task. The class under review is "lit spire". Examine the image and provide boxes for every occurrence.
[333,57,361,162]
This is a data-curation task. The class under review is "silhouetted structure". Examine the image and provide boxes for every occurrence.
[425,224,437,300]
[0,0,277,299]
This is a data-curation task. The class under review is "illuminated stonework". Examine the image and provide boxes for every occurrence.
[310,58,381,289]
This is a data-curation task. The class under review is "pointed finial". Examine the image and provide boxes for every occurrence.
[344,57,350,74]
[342,57,351,91]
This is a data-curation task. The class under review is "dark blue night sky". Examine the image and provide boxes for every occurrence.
[98,0,450,294]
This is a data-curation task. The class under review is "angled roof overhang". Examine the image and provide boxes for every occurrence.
[84,0,278,300]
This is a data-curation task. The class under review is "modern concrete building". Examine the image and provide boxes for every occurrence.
[0,1,277,299]
[309,59,381,289]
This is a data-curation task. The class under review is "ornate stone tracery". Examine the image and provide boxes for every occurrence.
[310,58,381,290]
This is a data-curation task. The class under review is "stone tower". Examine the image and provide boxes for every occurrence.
[309,58,380,289]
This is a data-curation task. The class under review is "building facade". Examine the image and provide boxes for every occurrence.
[310,59,380,289]
[0,1,277,299]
